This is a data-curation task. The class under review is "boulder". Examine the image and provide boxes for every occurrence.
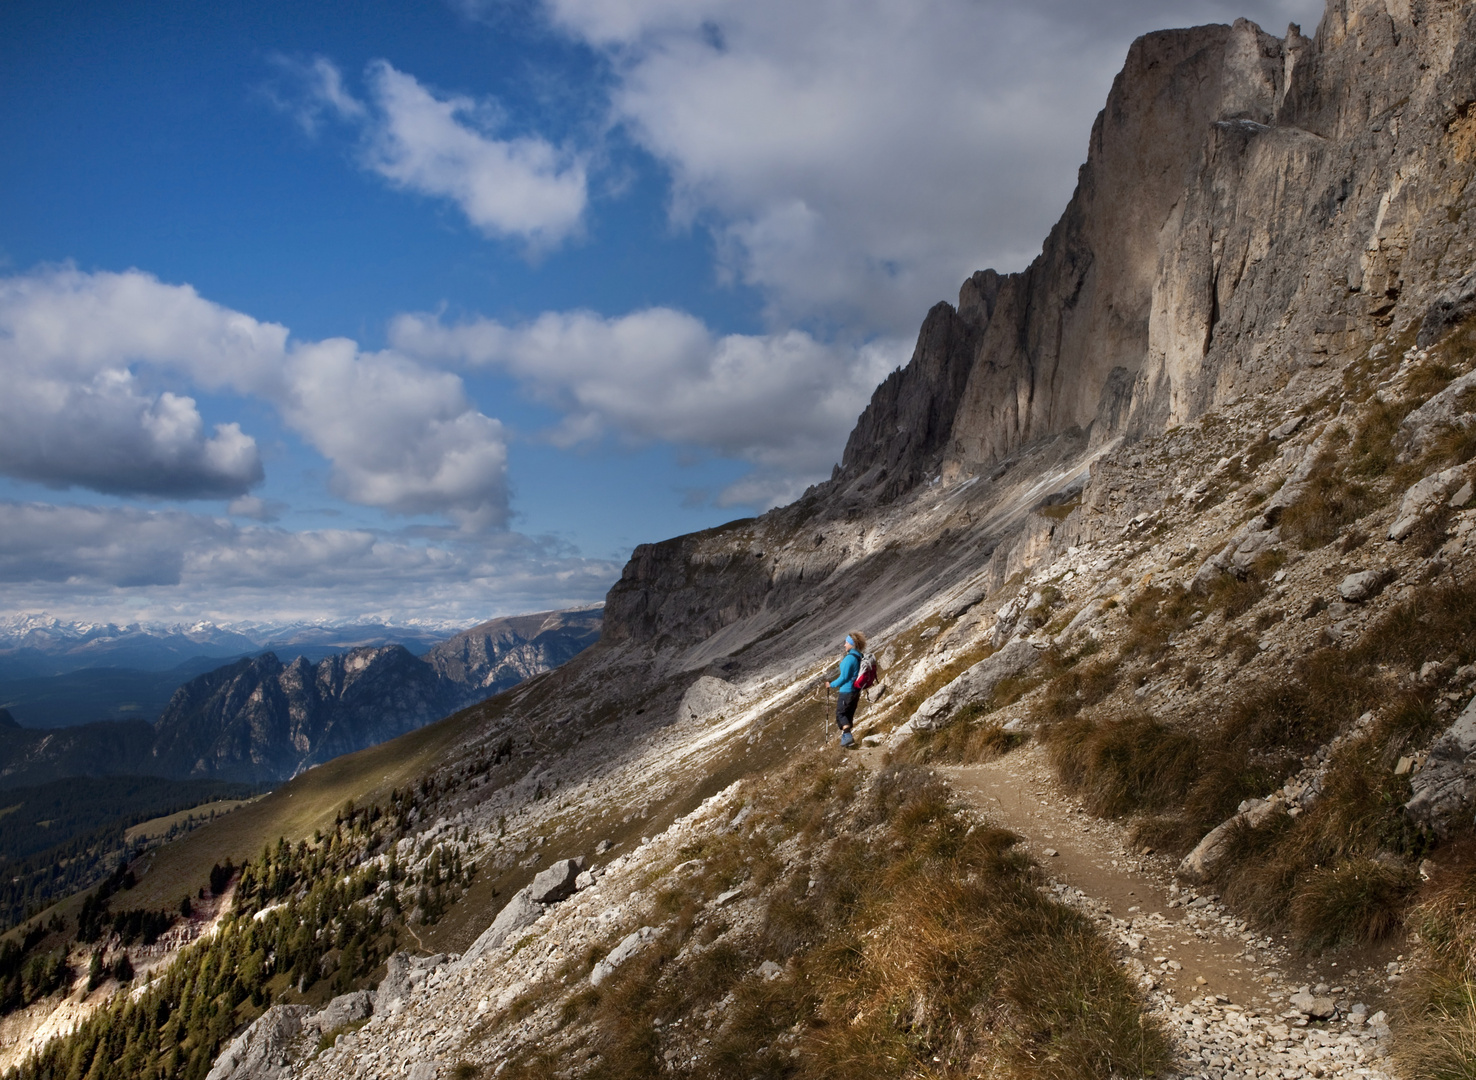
[590,926,658,987]
[1406,694,1476,836]
[1055,599,1107,643]
[1389,465,1471,541]
[527,858,583,904]
[461,888,544,964]
[910,640,1041,731]
[316,989,373,1034]
[1337,569,1392,603]
[1178,796,1286,883]
[1270,415,1305,440]
[205,1005,313,1080]
[374,952,414,1013]
[1189,508,1282,591]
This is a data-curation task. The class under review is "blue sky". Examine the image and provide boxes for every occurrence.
[0,0,1322,628]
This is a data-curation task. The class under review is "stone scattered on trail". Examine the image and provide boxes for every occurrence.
[591,926,659,987]
[910,639,1040,731]
[757,961,783,981]
[1337,568,1392,603]
[1289,989,1338,1019]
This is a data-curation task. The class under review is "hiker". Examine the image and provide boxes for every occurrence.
[828,632,867,748]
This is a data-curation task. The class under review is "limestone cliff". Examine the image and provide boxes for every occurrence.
[606,0,1476,658]
[839,1,1476,485]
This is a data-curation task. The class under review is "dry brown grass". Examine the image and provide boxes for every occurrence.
[1394,854,1476,1078]
[1043,714,1199,820]
[897,720,1025,766]
[1056,572,1475,949]
[494,757,1170,1080]
[1280,451,1378,549]
[1030,655,1120,724]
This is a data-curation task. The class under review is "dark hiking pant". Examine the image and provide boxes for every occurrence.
[835,690,860,731]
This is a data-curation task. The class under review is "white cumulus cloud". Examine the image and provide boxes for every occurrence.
[391,306,905,506]
[271,55,588,249]
[539,0,1325,333]
[0,266,511,526]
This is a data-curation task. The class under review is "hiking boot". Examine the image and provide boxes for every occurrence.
[839,730,854,748]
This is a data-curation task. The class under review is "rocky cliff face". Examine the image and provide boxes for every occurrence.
[147,647,453,783]
[607,0,1476,659]
[837,2,1476,486]
[423,607,602,696]
[150,608,602,783]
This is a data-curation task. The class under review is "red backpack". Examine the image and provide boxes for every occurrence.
[852,653,878,691]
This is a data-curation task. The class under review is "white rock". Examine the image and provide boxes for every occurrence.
[591,927,659,987]
[1389,465,1471,541]
[1337,569,1390,603]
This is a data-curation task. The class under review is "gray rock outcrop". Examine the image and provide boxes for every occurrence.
[316,990,373,1034]
[1388,465,1472,541]
[1398,370,1476,462]
[374,952,448,1015]
[205,1005,313,1080]
[461,861,585,965]
[1178,796,1287,884]
[1406,695,1476,835]
[911,640,1041,731]
[590,926,659,987]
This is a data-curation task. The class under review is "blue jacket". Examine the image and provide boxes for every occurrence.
[830,649,862,693]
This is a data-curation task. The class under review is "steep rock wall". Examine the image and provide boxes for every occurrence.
[604,0,1476,655]
[842,0,1476,486]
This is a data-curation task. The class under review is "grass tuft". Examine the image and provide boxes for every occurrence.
[494,756,1171,1079]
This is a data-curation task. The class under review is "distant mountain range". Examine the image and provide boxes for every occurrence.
[0,607,602,786]
[0,614,459,678]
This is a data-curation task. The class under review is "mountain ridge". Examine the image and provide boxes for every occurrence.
[0,606,602,786]
[9,3,1476,1077]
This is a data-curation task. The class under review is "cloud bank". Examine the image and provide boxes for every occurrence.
[0,500,620,625]
[392,307,906,506]
[0,266,511,529]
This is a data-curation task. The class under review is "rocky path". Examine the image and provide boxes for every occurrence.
[868,743,1409,1079]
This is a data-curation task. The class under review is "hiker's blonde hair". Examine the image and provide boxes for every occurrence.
[849,631,868,653]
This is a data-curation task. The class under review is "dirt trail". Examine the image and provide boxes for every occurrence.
[855,741,1406,1078]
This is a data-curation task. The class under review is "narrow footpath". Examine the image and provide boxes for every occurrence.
[865,742,1408,1079]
